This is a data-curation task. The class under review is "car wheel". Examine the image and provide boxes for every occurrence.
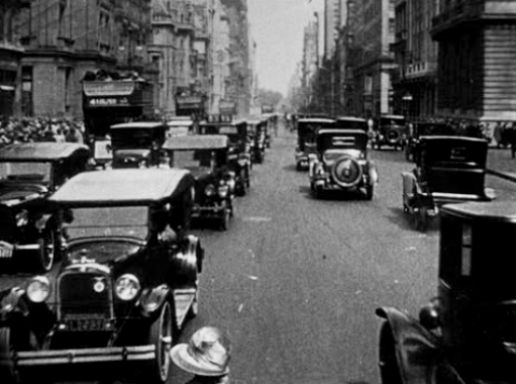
[365,185,374,200]
[379,323,403,384]
[38,228,56,272]
[219,208,230,231]
[414,207,428,232]
[0,327,17,384]
[146,302,173,384]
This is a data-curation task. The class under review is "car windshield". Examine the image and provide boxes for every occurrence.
[66,206,148,240]
[111,128,154,149]
[0,161,51,183]
[170,150,214,172]
[380,117,405,126]
[67,239,142,264]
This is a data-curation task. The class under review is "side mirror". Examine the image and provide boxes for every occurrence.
[419,301,441,330]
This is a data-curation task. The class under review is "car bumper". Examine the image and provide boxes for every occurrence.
[192,203,227,218]
[312,177,367,192]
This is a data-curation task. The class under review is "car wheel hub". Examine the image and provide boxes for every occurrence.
[332,156,362,188]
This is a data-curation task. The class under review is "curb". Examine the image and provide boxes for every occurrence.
[487,168,516,183]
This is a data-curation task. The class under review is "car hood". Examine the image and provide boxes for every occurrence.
[0,181,48,205]
[65,237,144,267]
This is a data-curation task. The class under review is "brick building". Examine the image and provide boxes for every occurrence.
[432,0,516,124]
[346,0,396,117]
[0,0,26,117]
[391,0,438,118]
[17,0,154,118]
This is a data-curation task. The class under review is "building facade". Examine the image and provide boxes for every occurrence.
[211,0,230,114]
[346,0,396,117]
[16,0,155,118]
[324,0,346,59]
[0,0,26,117]
[432,0,516,124]
[391,0,438,119]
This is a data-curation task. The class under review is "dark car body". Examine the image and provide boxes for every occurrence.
[199,120,251,196]
[308,129,378,199]
[402,136,493,230]
[372,115,407,150]
[0,143,90,272]
[295,117,335,170]
[110,122,168,168]
[334,116,369,132]
[376,202,516,384]
[0,169,203,383]
[246,117,268,164]
[163,135,234,230]
[405,121,456,161]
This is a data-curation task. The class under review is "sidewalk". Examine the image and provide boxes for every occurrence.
[487,148,516,181]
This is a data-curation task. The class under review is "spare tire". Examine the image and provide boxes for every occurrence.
[331,156,363,188]
[388,130,399,141]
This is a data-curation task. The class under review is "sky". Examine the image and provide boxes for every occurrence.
[247,0,324,97]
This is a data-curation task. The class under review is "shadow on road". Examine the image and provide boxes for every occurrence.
[283,163,303,173]
[385,207,440,232]
[299,184,371,202]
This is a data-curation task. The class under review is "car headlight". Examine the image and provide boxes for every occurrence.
[115,274,141,301]
[16,210,29,227]
[27,276,51,303]
[138,160,146,168]
[205,184,216,197]
[218,183,229,198]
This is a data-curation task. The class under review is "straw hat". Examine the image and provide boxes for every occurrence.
[170,327,230,377]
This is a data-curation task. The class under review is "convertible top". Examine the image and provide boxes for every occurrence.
[0,143,90,161]
[50,169,194,206]
[110,122,166,130]
[163,135,228,150]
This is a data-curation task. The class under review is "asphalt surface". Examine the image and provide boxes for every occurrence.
[3,124,516,384]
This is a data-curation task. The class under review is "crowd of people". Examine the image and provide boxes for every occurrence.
[0,117,85,146]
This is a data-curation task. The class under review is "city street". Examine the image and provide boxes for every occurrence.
[2,123,516,384]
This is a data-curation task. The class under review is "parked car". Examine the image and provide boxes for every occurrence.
[372,114,407,150]
[308,129,378,199]
[0,169,203,383]
[110,122,168,168]
[163,135,234,230]
[0,143,90,272]
[376,201,516,384]
[166,117,193,138]
[402,136,494,231]
[295,117,335,170]
[199,119,251,196]
[405,120,456,161]
[246,117,268,164]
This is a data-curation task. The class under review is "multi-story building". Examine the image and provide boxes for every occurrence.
[391,0,438,118]
[17,0,154,118]
[346,0,396,116]
[211,0,230,114]
[301,15,320,92]
[432,0,516,124]
[0,0,26,116]
[192,0,214,104]
[324,0,345,59]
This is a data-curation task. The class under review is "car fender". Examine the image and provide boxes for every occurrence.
[368,161,379,184]
[0,287,29,322]
[140,285,170,317]
[376,307,465,384]
[186,235,204,274]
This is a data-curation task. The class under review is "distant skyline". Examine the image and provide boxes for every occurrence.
[248,0,324,96]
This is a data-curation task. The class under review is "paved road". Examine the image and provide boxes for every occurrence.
[3,124,516,384]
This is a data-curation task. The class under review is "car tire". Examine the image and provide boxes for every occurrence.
[414,207,428,232]
[296,162,302,171]
[379,323,403,384]
[146,302,173,384]
[365,185,374,200]
[37,228,56,273]
[219,208,230,231]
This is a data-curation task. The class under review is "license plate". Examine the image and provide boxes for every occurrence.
[0,241,14,258]
[64,317,107,332]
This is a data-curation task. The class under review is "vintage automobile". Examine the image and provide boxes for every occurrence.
[376,201,516,384]
[247,117,268,164]
[405,120,456,161]
[0,169,203,383]
[334,116,369,131]
[308,129,378,199]
[402,136,494,231]
[163,135,234,230]
[295,117,335,171]
[372,114,407,150]
[0,142,90,272]
[110,122,168,168]
[199,119,251,196]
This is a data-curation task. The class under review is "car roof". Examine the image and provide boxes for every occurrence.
[0,143,90,161]
[318,129,368,136]
[419,135,486,143]
[167,120,193,127]
[50,169,193,206]
[379,114,405,119]
[442,202,516,223]
[110,122,166,129]
[298,118,335,124]
[163,135,228,150]
[335,116,367,122]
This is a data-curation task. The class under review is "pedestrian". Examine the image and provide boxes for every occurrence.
[170,326,231,384]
